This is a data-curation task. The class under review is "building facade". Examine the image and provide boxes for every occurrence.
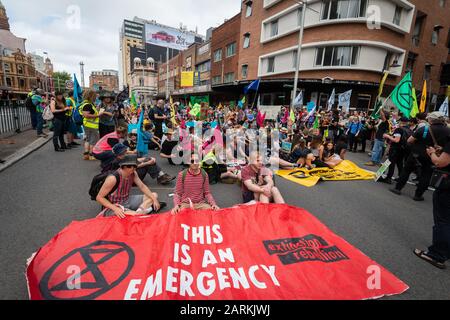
[234,0,450,111]
[130,57,158,104]
[89,69,119,92]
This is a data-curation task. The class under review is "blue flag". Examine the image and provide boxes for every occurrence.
[136,109,147,157]
[244,79,260,94]
[73,74,83,104]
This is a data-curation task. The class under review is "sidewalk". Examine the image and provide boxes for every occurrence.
[0,128,52,173]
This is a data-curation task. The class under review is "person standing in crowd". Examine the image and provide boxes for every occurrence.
[365,111,390,166]
[25,89,38,130]
[414,122,450,269]
[150,99,167,139]
[346,116,362,152]
[378,117,412,184]
[50,91,70,152]
[64,91,80,147]
[97,154,164,218]
[80,89,103,161]
[391,112,450,201]
[171,153,220,214]
[31,89,48,138]
[98,91,118,138]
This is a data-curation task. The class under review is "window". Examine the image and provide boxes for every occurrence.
[270,20,278,37]
[3,63,10,73]
[424,65,432,81]
[315,46,360,67]
[432,26,442,45]
[242,64,248,79]
[412,14,425,46]
[406,52,418,72]
[243,33,251,49]
[17,65,24,74]
[197,61,210,73]
[293,50,298,69]
[267,57,275,73]
[6,77,12,87]
[212,75,222,85]
[297,7,303,26]
[19,79,25,88]
[224,72,235,83]
[321,0,367,20]
[214,49,222,62]
[439,0,446,7]
[245,1,253,17]
[226,42,236,57]
[139,78,144,87]
[393,5,402,26]
[383,52,393,71]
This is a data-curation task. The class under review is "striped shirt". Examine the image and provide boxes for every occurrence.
[108,170,134,205]
[174,169,216,207]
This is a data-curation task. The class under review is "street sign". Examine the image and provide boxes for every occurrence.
[374,159,391,181]
[65,80,74,90]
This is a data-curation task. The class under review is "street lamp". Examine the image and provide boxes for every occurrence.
[291,1,319,110]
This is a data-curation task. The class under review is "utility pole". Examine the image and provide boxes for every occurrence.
[165,47,169,100]
[80,61,85,88]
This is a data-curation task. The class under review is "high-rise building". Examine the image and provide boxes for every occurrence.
[119,17,204,92]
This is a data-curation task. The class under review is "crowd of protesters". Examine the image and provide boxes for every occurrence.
[25,85,450,269]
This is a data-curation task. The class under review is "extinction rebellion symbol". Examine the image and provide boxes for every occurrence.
[263,235,349,265]
[39,241,135,300]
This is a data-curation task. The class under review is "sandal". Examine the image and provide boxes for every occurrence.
[414,249,446,269]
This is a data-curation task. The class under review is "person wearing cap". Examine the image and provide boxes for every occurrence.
[391,112,450,201]
[378,117,412,184]
[100,143,128,173]
[97,154,165,218]
[98,91,118,138]
[92,126,127,163]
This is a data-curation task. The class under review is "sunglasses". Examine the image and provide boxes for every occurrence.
[123,165,137,169]
[190,159,199,164]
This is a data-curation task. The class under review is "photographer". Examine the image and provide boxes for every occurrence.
[414,115,450,269]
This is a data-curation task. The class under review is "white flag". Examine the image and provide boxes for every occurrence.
[439,97,448,117]
[327,88,335,111]
[338,90,353,113]
[305,106,316,121]
[293,91,303,107]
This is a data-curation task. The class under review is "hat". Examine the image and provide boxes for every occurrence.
[119,154,138,167]
[130,129,138,135]
[280,127,288,133]
[427,111,447,122]
[112,143,128,156]
[100,91,116,100]
[36,88,44,95]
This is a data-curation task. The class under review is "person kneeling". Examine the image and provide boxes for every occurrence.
[241,153,285,204]
[172,153,220,214]
[97,154,165,218]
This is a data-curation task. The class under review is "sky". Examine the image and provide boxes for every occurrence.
[3,0,241,86]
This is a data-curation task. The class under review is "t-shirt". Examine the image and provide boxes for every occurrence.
[375,121,389,140]
[161,140,179,165]
[151,107,164,124]
[241,165,259,193]
[413,124,450,161]
[390,127,404,151]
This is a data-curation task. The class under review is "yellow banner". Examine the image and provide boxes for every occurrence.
[181,71,194,87]
[378,71,389,97]
[419,80,427,113]
[276,161,375,188]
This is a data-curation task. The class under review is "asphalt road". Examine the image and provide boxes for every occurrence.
[0,141,449,300]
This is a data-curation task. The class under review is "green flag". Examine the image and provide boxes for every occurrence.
[313,115,320,129]
[391,72,413,119]
[130,92,138,110]
[410,87,419,118]
[371,98,382,120]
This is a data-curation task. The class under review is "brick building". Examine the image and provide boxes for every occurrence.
[89,69,119,93]
[233,0,450,111]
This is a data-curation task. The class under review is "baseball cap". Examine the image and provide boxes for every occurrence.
[427,111,447,122]
[112,143,128,156]
[120,154,138,167]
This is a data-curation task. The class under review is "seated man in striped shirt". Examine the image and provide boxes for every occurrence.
[171,153,220,214]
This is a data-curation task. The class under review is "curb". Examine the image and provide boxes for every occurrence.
[0,133,53,173]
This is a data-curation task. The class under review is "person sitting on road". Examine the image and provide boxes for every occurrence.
[241,152,285,204]
[97,154,166,218]
[171,153,220,214]
[319,140,343,168]
[92,126,127,163]
[160,129,183,165]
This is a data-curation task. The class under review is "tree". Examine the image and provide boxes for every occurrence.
[52,71,71,92]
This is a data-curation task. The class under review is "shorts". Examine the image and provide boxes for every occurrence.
[242,190,255,204]
[102,195,144,217]
[84,127,100,145]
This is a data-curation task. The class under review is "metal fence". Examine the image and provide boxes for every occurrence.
[0,100,31,136]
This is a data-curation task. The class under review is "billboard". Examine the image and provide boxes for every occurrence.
[145,24,195,51]
[181,72,194,88]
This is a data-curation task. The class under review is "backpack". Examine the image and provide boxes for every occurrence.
[399,127,413,150]
[181,169,208,187]
[89,171,121,201]
[42,105,54,121]
[25,96,35,111]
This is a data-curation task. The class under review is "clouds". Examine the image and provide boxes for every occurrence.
[3,0,240,86]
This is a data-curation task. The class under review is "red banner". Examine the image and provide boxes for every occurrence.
[27,204,408,300]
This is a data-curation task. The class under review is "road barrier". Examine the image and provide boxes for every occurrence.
[0,100,31,136]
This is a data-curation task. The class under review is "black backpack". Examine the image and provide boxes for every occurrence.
[25,96,35,111]
[89,171,121,201]
[399,127,413,150]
